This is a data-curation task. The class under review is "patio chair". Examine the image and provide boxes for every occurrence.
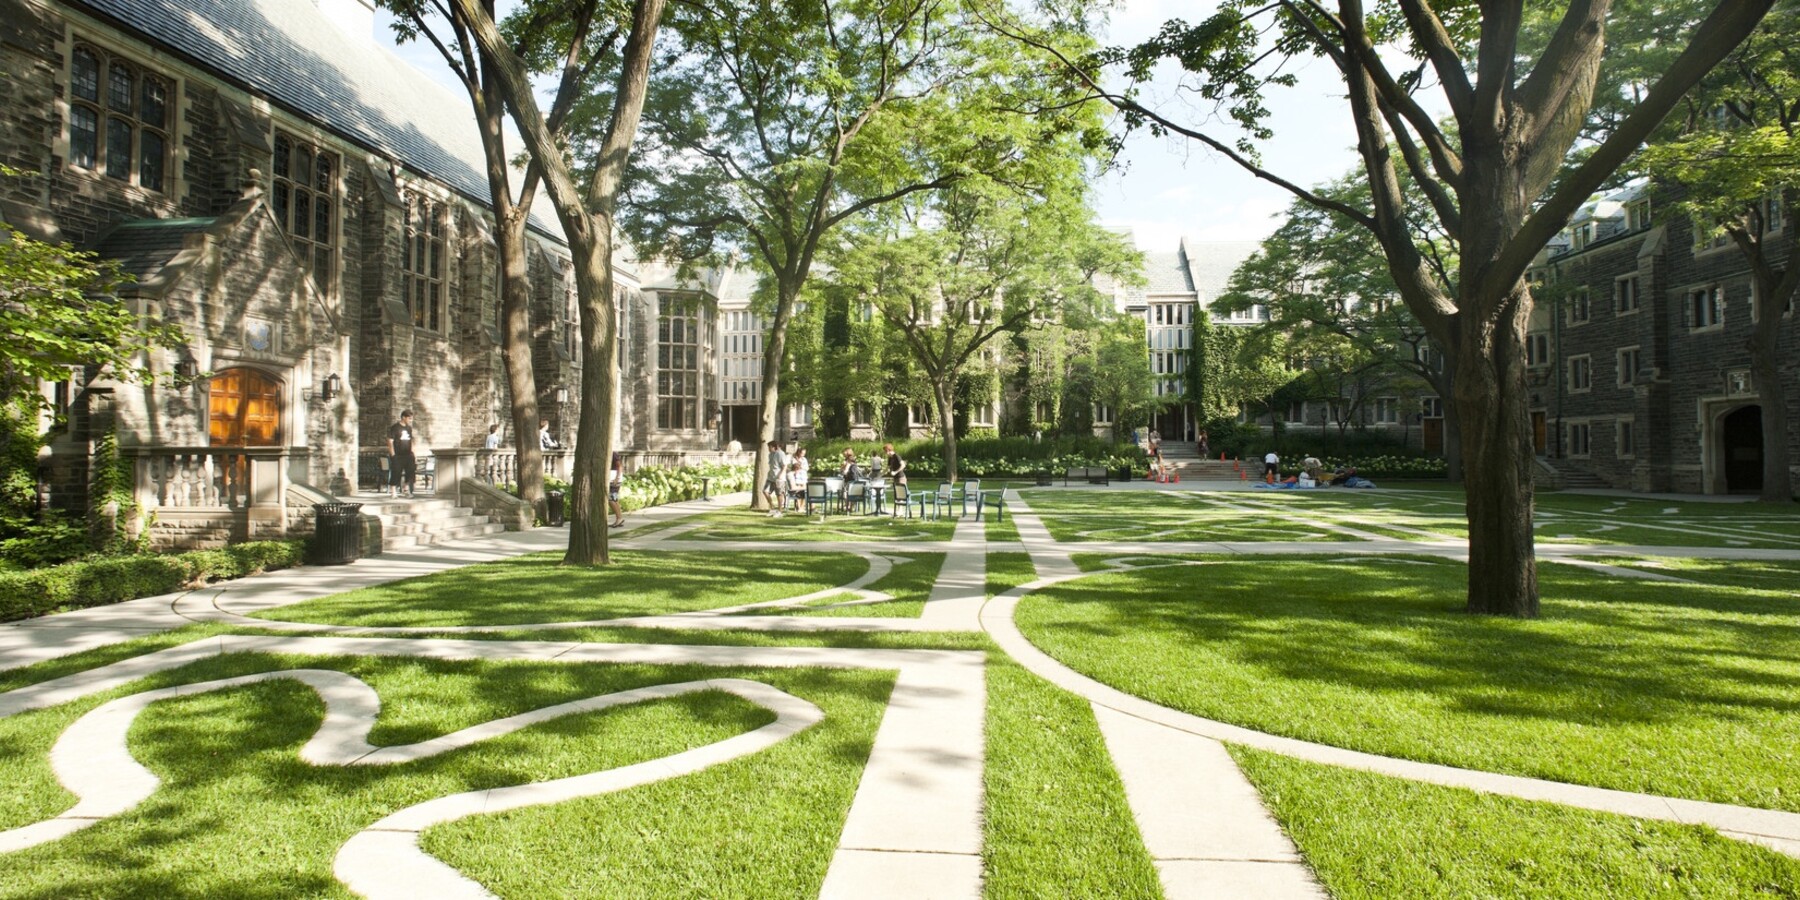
[936,481,969,518]
[842,480,872,515]
[804,480,831,516]
[977,486,1007,521]
[897,483,937,520]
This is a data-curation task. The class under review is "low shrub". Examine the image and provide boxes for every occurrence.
[802,436,1144,479]
[619,462,752,511]
[0,539,306,623]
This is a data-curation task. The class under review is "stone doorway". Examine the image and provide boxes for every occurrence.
[208,368,284,447]
[1721,404,1763,493]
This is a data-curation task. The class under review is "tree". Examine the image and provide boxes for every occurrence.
[828,177,1136,479]
[450,0,665,565]
[995,0,1776,616]
[1640,0,1799,501]
[0,174,183,409]
[1216,173,1459,473]
[1086,317,1156,439]
[381,0,605,520]
[622,0,1101,508]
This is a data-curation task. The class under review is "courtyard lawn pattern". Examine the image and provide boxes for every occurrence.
[258,551,870,627]
[1016,555,1800,810]
[0,653,890,898]
[764,552,945,617]
[1232,747,1800,899]
[664,508,959,542]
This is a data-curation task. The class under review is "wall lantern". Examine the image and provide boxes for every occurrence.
[323,372,343,400]
[554,385,569,405]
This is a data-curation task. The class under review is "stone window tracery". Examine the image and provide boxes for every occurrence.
[68,43,172,192]
[402,193,445,331]
[657,296,702,430]
[272,132,338,295]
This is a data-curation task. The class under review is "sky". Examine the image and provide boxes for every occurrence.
[374,1,1376,256]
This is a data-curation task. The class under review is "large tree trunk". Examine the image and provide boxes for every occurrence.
[751,277,803,511]
[564,227,620,565]
[498,211,546,517]
[934,377,957,482]
[1454,282,1539,617]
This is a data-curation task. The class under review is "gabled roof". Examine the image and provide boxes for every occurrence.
[69,0,563,242]
[1182,240,1261,300]
[91,217,216,286]
[1142,251,1195,295]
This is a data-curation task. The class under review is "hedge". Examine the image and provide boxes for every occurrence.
[619,462,754,511]
[0,539,306,623]
[802,436,1145,479]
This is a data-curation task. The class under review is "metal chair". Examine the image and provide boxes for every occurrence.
[977,486,1007,521]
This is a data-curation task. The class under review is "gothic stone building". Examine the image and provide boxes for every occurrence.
[1530,183,1797,494]
[1,0,742,546]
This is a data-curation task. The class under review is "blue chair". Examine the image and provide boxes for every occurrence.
[936,482,969,518]
[977,486,1007,521]
[898,483,937,519]
[804,480,831,516]
[842,480,872,514]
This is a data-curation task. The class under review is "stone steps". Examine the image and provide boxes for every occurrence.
[338,496,507,553]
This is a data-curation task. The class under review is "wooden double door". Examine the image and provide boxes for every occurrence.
[207,368,282,504]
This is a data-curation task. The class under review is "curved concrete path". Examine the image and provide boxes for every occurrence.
[992,497,1800,863]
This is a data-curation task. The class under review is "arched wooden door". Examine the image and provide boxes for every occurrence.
[208,368,283,447]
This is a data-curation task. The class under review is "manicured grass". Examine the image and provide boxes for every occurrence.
[260,551,870,627]
[774,553,944,618]
[1589,556,1800,590]
[668,508,958,542]
[1017,555,1800,810]
[983,656,1161,898]
[986,552,1038,598]
[1019,489,1355,543]
[1232,747,1800,899]
[0,652,891,897]
[985,512,1021,543]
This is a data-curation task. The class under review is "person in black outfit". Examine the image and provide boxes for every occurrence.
[387,410,418,498]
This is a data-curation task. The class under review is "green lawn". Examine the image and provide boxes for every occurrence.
[1018,489,1356,543]
[764,552,944,618]
[0,652,890,897]
[1233,747,1800,899]
[1018,555,1800,810]
[260,551,871,627]
[665,508,959,542]
[986,552,1038,598]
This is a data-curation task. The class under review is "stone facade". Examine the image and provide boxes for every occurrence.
[0,0,737,547]
[1532,183,1798,494]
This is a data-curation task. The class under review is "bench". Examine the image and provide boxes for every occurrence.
[1063,466,1109,486]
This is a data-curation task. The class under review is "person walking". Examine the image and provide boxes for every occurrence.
[764,441,789,515]
[484,424,502,450]
[387,410,418,498]
[1197,429,1210,457]
[608,452,626,528]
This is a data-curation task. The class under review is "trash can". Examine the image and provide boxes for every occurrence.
[1117,465,1131,482]
[546,490,566,527]
[311,502,364,565]
[1034,469,1052,487]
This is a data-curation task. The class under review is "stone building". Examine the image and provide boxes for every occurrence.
[1,0,746,547]
[1530,182,1797,494]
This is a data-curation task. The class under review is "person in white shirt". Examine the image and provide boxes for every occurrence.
[1263,451,1280,480]
[764,441,790,515]
[784,461,808,513]
[539,420,558,450]
[483,424,503,450]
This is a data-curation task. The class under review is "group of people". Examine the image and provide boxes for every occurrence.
[389,413,622,526]
[1260,450,1367,488]
[761,442,908,517]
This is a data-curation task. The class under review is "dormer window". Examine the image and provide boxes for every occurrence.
[1626,199,1652,231]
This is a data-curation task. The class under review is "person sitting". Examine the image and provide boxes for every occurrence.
[1330,466,1358,487]
[784,461,809,514]
[839,447,863,482]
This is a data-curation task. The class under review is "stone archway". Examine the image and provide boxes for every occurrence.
[1720,404,1763,494]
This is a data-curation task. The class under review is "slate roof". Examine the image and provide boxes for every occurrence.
[1182,240,1261,300]
[1142,251,1194,295]
[69,0,563,241]
[91,216,217,284]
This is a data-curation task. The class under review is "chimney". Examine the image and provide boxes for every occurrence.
[313,0,376,41]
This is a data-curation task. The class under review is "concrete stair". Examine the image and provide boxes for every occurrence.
[1537,457,1611,490]
[342,495,507,553]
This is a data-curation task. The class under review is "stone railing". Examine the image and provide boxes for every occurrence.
[122,445,294,544]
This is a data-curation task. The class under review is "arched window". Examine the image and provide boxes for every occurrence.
[67,44,171,191]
